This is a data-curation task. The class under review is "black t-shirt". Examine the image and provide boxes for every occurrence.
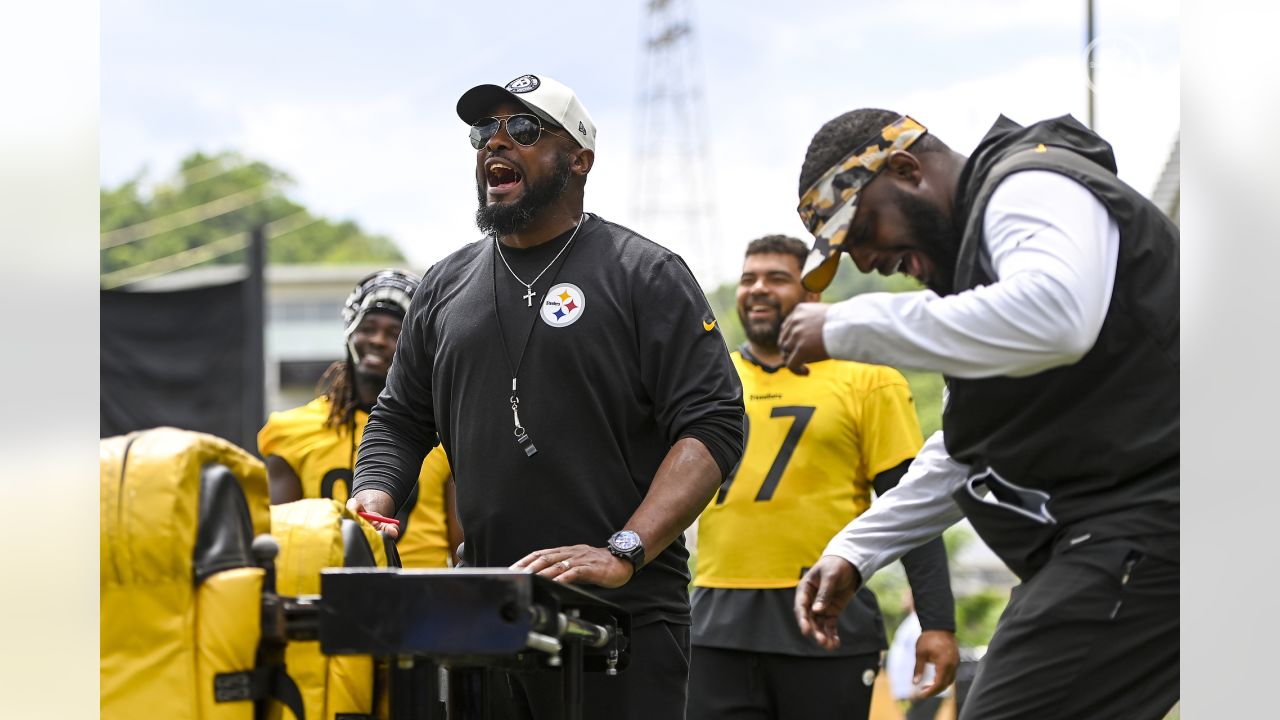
[355,214,745,624]
[491,220,579,360]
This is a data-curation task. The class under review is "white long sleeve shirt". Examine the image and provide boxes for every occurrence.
[820,170,1119,581]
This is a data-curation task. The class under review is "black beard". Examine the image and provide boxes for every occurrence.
[738,298,783,349]
[896,191,960,295]
[475,153,574,237]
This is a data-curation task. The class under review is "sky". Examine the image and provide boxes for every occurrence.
[101,0,1180,288]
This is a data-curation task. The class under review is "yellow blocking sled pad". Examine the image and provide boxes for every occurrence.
[269,499,398,720]
[100,427,282,720]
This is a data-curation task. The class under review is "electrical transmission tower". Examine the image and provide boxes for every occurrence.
[632,0,721,287]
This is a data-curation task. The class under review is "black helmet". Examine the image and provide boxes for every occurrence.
[342,270,420,358]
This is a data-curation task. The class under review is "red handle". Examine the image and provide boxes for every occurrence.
[357,510,401,527]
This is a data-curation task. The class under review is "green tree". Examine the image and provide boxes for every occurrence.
[869,525,1010,648]
[101,151,406,281]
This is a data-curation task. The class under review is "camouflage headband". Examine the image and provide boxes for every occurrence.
[797,116,928,291]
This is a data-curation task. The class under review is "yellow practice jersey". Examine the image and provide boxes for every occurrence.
[258,397,453,568]
[694,350,923,589]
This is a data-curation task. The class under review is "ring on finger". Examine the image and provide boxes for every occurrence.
[559,559,572,570]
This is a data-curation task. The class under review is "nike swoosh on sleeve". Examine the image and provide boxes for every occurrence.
[703,319,717,332]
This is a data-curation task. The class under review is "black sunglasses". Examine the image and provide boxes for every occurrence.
[469,113,575,149]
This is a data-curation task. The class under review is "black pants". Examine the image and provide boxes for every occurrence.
[687,645,880,720]
[960,537,1179,720]
[905,694,943,720]
[485,621,690,720]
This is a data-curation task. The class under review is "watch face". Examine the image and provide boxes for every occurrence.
[612,531,640,551]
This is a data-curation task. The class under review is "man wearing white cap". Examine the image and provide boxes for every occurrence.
[349,74,745,718]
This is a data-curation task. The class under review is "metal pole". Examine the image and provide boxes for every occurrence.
[563,636,584,720]
[1086,0,1096,129]
[242,225,266,453]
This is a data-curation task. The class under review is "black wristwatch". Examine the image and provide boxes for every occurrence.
[606,530,645,572]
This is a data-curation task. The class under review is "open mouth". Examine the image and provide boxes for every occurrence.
[486,160,523,190]
[877,253,916,279]
[743,298,780,321]
[881,252,929,284]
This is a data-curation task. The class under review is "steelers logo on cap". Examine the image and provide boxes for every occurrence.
[506,75,540,94]
[540,283,585,328]
[862,669,876,687]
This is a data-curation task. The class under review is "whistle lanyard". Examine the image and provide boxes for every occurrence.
[488,224,584,458]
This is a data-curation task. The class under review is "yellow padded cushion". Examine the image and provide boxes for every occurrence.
[101,427,271,720]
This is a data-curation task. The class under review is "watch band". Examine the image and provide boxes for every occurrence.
[607,530,644,571]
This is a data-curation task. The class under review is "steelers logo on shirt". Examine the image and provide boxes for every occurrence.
[540,283,585,328]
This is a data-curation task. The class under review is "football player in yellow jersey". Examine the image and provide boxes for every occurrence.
[689,237,958,720]
[258,269,462,568]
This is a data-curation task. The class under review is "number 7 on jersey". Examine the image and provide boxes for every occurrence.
[715,405,815,504]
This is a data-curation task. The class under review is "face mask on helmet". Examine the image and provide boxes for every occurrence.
[342,270,421,363]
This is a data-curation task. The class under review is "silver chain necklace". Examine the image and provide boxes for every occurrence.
[494,213,586,307]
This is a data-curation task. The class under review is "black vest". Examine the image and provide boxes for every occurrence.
[942,117,1179,568]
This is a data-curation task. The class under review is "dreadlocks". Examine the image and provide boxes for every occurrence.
[318,358,360,432]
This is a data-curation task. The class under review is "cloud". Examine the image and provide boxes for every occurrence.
[605,48,1179,287]
[99,2,1179,288]
[231,91,481,268]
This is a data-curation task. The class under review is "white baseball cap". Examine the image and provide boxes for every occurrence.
[456,74,597,152]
